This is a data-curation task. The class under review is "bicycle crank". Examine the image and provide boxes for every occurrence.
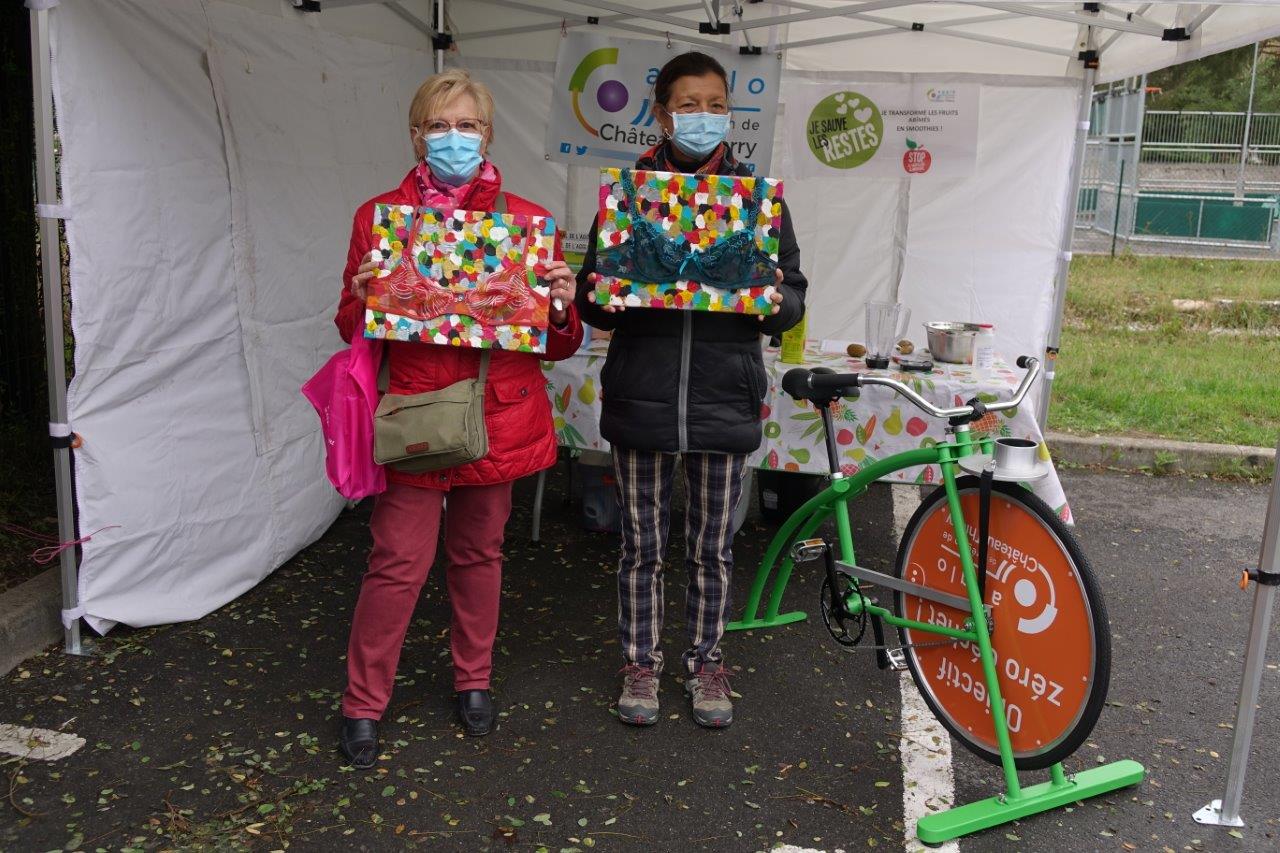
[820,568,867,647]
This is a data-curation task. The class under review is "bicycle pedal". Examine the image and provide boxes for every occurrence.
[885,648,908,672]
[790,538,829,563]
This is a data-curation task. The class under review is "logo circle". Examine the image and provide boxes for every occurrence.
[596,79,629,113]
[805,91,883,170]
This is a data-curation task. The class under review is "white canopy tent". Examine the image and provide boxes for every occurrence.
[27,0,1280,649]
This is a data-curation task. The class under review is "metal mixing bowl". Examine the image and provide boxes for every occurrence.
[923,321,982,363]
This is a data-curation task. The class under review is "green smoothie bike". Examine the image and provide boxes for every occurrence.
[726,356,1144,844]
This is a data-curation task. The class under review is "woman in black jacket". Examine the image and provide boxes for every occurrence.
[574,51,807,729]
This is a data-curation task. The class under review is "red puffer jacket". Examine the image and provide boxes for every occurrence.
[336,165,583,491]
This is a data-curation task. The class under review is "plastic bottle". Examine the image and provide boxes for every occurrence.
[780,313,807,364]
[974,323,996,374]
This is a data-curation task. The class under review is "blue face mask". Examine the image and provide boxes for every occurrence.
[425,130,484,186]
[670,111,731,161]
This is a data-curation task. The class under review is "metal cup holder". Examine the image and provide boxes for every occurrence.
[956,436,1050,482]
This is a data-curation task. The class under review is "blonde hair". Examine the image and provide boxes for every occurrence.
[408,69,495,159]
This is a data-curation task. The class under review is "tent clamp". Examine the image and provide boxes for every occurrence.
[290,0,321,12]
[1162,27,1191,42]
[699,21,730,34]
[36,202,70,220]
[1081,3,1100,13]
[1077,48,1099,68]
[432,32,454,50]
[739,45,762,55]
[586,16,599,25]
[49,421,74,450]
[911,22,924,32]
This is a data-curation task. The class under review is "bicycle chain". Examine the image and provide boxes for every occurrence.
[833,636,962,654]
[821,568,982,656]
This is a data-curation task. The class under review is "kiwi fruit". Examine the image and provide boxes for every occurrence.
[896,339,914,354]
[846,342,867,358]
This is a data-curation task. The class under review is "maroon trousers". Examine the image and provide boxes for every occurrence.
[342,479,513,719]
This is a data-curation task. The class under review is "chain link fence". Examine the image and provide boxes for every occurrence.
[1078,105,1280,254]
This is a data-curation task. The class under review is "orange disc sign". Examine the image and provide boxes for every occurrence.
[899,490,1097,758]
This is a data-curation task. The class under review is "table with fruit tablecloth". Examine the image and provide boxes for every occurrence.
[541,338,1072,524]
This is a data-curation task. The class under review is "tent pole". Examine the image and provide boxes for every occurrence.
[1193,438,1280,829]
[29,4,86,655]
[1036,35,1096,430]
[435,0,445,72]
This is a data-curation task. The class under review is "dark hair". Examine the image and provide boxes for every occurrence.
[653,51,729,107]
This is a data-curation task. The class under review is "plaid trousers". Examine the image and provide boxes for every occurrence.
[613,448,747,674]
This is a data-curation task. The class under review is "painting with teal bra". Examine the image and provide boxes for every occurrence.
[593,168,782,314]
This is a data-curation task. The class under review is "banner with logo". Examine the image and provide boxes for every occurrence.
[787,81,978,179]
[547,32,780,174]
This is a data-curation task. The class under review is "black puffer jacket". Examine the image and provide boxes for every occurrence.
[575,148,807,454]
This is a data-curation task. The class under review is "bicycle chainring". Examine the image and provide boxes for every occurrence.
[820,569,866,647]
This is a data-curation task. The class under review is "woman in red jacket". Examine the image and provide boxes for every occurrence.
[336,70,582,768]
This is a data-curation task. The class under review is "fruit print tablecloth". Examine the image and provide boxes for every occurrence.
[541,338,1071,524]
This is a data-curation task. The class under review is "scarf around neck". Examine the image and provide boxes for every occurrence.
[414,159,501,210]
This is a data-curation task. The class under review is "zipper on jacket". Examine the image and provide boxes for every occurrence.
[677,312,692,452]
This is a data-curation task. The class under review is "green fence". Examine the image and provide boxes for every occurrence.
[1132,192,1277,243]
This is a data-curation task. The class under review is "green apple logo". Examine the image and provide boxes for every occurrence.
[805,91,883,169]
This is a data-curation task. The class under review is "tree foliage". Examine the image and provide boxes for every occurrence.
[1147,40,1280,113]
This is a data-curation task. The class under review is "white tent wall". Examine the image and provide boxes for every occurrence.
[38,0,1280,634]
[894,81,1078,371]
[52,0,442,632]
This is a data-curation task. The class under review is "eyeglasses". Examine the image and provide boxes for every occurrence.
[667,103,729,115]
[419,117,487,137]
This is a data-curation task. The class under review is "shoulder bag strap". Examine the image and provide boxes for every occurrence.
[377,344,391,394]
[379,345,489,394]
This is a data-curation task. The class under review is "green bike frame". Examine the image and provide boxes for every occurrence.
[727,427,1144,843]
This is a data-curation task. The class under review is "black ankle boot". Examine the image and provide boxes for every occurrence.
[456,689,495,737]
[339,717,379,769]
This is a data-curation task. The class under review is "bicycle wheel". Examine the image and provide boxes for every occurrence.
[892,477,1110,770]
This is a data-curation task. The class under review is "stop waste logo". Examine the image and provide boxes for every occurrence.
[805,91,882,169]
[903,138,932,174]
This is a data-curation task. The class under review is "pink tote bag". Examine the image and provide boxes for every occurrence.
[302,333,386,500]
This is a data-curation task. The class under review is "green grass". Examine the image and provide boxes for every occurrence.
[1049,255,1280,448]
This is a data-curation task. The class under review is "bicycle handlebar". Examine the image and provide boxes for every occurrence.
[796,355,1042,422]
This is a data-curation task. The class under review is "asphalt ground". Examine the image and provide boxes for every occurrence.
[0,468,1276,852]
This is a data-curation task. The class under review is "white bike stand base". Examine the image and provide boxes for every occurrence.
[1193,800,1245,827]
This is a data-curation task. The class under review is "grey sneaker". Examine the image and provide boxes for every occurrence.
[685,664,733,728]
[617,664,659,726]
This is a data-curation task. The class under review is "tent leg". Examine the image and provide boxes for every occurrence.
[30,5,89,656]
[1036,40,1097,429]
[1194,440,1280,829]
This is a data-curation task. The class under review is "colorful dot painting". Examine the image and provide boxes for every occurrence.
[593,168,782,315]
[362,203,556,353]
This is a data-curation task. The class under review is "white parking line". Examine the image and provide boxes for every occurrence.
[892,486,959,853]
[899,674,959,852]
[0,724,85,761]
